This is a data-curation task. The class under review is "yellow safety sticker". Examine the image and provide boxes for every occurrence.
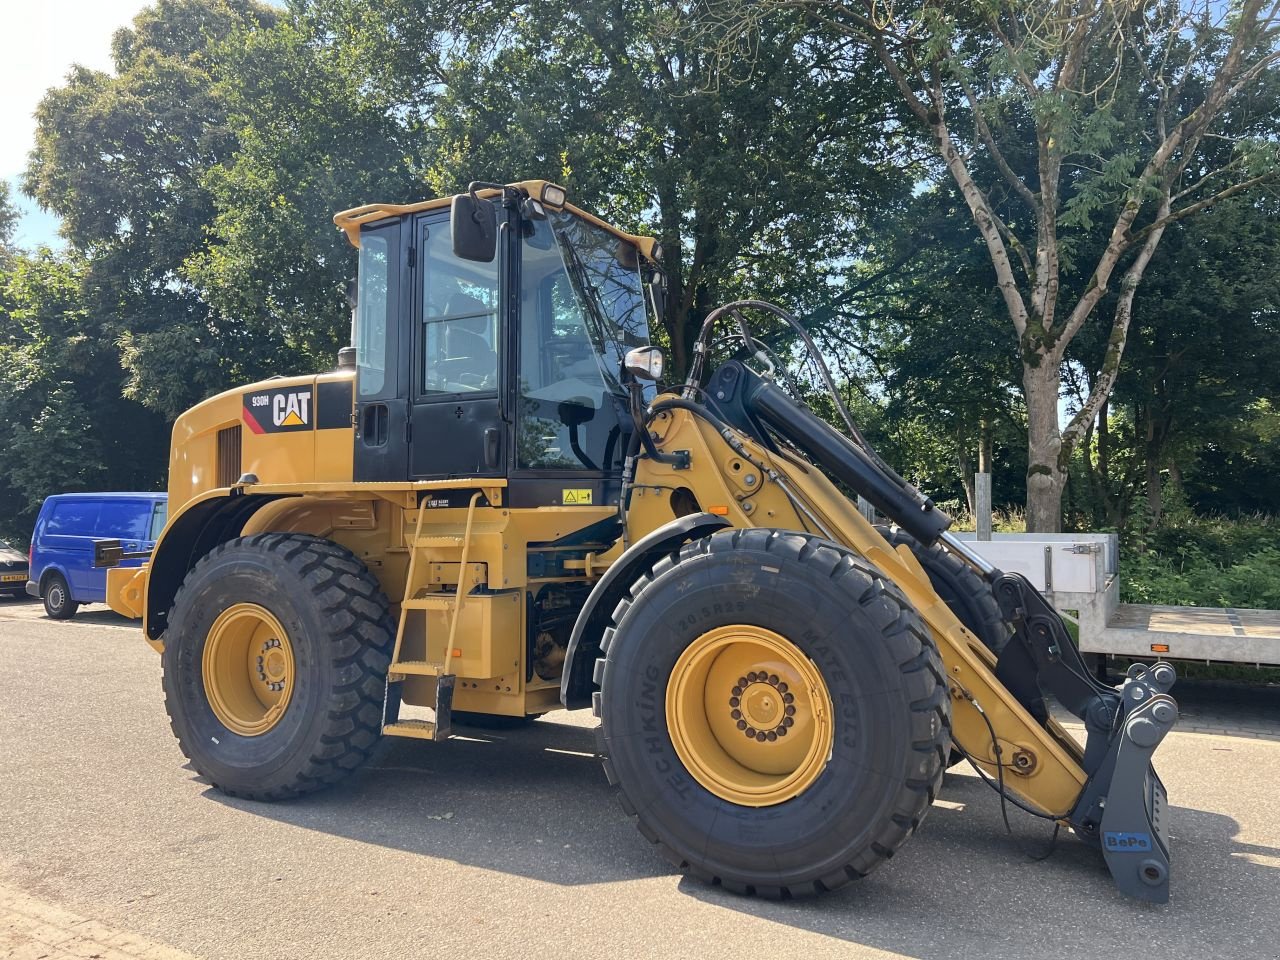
[562,488,593,505]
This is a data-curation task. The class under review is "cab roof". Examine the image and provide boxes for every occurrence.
[333,179,658,263]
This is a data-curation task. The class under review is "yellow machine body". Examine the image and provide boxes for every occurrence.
[108,180,1139,860]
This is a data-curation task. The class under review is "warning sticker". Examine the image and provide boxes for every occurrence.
[243,386,314,434]
[562,488,593,505]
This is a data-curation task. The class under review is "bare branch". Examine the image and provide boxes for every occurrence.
[956,72,1040,210]
[1132,170,1280,243]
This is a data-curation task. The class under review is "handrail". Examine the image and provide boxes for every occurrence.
[440,491,483,679]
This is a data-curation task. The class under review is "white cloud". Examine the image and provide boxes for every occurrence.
[0,0,150,180]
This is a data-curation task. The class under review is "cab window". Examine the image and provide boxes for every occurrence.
[517,218,623,470]
[356,231,393,399]
[421,218,500,395]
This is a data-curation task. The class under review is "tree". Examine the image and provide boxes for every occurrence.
[0,181,17,261]
[24,0,277,418]
[1069,191,1280,526]
[0,251,167,542]
[313,0,905,376]
[184,4,420,387]
[719,0,1280,529]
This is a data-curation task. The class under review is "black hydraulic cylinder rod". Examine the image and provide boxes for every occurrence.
[742,375,952,546]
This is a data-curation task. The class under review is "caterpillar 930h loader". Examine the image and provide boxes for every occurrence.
[101,180,1178,902]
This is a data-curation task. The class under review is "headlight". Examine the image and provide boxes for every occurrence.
[542,183,567,207]
[624,346,665,382]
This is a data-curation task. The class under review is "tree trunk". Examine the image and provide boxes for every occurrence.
[957,443,976,516]
[1146,458,1163,528]
[1023,358,1065,532]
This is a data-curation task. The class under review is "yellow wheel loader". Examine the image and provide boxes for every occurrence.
[100,180,1178,902]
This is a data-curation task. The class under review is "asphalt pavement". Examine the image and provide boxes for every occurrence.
[1,597,1278,960]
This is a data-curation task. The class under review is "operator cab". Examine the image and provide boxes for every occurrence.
[336,181,662,508]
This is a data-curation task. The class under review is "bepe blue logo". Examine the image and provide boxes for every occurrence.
[1104,831,1152,851]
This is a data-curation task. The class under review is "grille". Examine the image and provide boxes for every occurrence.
[217,424,242,488]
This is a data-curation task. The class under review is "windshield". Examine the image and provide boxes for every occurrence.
[515,212,649,471]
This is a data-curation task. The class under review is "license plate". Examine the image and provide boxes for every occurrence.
[1,574,24,582]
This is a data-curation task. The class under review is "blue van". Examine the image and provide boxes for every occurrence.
[27,492,167,619]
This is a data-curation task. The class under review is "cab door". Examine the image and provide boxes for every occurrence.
[409,209,508,479]
[353,218,410,482]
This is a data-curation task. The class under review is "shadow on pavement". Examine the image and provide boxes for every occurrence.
[200,715,1278,959]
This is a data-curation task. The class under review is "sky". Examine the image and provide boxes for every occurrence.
[1,0,151,248]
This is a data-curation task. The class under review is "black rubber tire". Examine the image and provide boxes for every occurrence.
[162,533,394,801]
[594,528,949,898]
[875,525,1011,656]
[876,525,1010,769]
[43,573,78,620]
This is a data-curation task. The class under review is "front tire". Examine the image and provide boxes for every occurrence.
[162,533,394,800]
[595,528,949,897]
[43,573,78,620]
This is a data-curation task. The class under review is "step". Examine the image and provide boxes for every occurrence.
[383,719,439,740]
[389,660,446,678]
[410,535,467,548]
[401,594,459,610]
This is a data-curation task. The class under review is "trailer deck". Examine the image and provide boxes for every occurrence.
[1102,603,1280,664]
[956,532,1280,667]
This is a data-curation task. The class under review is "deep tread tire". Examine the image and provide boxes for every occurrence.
[876,525,1010,768]
[43,572,78,620]
[162,533,394,801]
[594,528,950,898]
[876,525,1010,654]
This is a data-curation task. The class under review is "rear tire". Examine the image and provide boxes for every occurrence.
[876,525,1010,655]
[43,573,78,620]
[877,526,1010,768]
[595,528,949,898]
[162,533,394,800]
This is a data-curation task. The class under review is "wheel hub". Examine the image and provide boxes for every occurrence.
[202,603,295,736]
[666,625,834,807]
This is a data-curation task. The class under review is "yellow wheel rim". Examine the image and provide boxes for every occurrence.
[666,624,834,807]
[202,603,295,737]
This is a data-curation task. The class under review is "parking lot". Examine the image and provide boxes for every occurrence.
[2,597,1278,960]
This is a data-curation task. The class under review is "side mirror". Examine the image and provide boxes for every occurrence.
[645,268,666,323]
[624,346,665,382]
[451,194,497,262]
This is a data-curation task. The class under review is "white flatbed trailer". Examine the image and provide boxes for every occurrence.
[954,533,1280,667]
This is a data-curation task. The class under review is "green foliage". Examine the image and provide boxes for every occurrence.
[1121,514,1280,609]
[0,251,167,542]
[0,181,17,258]
[23,0,280,418]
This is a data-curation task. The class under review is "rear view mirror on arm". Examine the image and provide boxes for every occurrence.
[451,193,498,262]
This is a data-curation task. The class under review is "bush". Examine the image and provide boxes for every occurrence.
[1121,514,1280,609]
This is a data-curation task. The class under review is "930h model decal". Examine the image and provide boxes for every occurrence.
[243,386,313,434]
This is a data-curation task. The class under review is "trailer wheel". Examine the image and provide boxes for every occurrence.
[594,528,949,897]
[162,533,394,801]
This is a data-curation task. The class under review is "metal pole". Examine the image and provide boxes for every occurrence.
[857,496,876,524]
[975,472,993,541]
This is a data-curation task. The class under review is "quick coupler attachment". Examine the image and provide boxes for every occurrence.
[1069,662,1179,903]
